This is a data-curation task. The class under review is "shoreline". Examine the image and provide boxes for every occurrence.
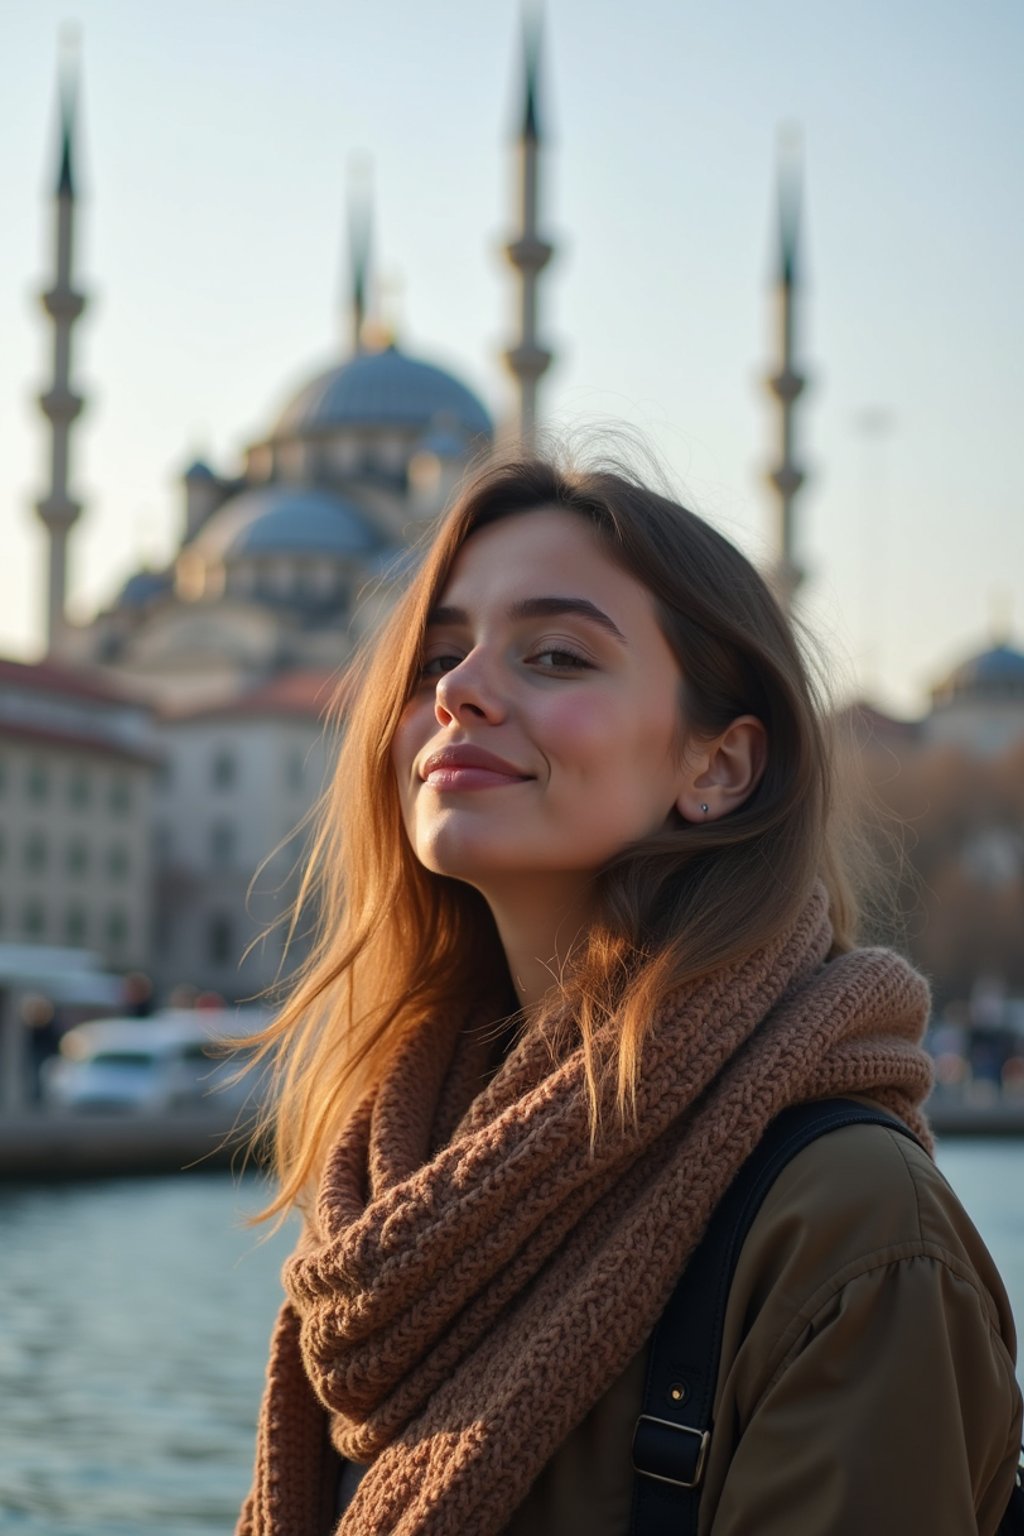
[1,1097,1022,1181]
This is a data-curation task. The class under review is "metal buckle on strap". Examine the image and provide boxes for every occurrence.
[631,1414,710,1490]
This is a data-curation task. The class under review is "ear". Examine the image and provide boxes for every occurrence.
[675,715,768,822]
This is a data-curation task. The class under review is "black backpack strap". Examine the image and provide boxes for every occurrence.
[999,1449,1024,1535]
[629,1097,921,1536]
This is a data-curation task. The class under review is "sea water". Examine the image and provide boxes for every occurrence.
[0,1144,1021,1535]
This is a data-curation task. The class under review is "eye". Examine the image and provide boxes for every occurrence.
[528,646,593,671]
[420,652,463,679]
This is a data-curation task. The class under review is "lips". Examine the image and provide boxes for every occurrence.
[420,745,533,788]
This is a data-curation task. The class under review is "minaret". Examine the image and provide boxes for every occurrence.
[36,44,89,654]
[344,158,372,355]
[501,12,554,453]
[763,132,809,615]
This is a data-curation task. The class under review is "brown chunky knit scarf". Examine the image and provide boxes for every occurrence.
[238,885,933,1536]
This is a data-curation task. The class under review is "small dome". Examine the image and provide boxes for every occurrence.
[184,458,215,482]
[192,486,383,563]
[933,643,1024,704]
[273,345,493,442]
[117,569,172,608]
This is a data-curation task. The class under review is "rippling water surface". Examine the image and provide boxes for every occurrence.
[0,1174,295,1535]
[0,1144,1021,1534]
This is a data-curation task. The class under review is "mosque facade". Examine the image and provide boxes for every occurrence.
[63,343,496,712]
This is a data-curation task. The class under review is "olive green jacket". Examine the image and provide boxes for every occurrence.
[502,1120,1023,1536]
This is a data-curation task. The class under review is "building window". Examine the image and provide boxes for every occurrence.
[153,824,172,864]
[209,822,235,869]
[108,844,130,879]
[27,759,49,802]
[68,765,91,810]
[23,900,46,940]
[65,905,87,946]
[208,913,234,966]
[24,830,47,873]
[0,755,7,795]
[109,775,132,815]
[67,838,89,877]
[0,828,5,866]
[106,909,128,949]
[211,749,237,789]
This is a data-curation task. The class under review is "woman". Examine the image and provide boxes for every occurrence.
[238,455,1022,1536]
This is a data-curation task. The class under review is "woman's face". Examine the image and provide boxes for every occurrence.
[391,508,690,906]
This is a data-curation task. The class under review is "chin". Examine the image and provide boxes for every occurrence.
[415,842,511,884]
[410,827,535,886]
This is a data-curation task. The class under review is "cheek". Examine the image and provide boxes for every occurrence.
[539,696,619,768]
[543,694,677,788]
[392,701,428,778]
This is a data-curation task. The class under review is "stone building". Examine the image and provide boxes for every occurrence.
[151,670,338,999]
[0,658,156,968]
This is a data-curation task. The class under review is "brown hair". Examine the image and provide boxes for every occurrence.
[243,453,856,1222]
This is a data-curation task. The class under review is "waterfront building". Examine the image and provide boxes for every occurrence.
[0,657,157,969]
[151,671,338,1000]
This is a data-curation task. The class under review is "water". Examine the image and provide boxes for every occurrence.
[1,1144,1022,1535]
[0,1175,296,1536]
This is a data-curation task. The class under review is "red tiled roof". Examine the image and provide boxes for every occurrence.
[0,718,161,767]
[0,655,150,709]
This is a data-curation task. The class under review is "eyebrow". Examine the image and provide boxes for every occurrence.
[426,596,628,644]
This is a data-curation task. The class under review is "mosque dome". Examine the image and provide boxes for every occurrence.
[191,485,382,563]
[932,643,1024,706]
[272,345,493,442]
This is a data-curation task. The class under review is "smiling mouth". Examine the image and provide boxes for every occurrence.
[420,745,533,786]
[422,764,532,791]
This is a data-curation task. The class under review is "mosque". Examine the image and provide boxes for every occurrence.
[34,30,557,712]
[15,26,1023,995]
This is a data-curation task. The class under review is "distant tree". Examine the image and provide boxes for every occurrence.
[840,731,1024,1009]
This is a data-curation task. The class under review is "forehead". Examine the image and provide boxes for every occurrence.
[438,507,645,612]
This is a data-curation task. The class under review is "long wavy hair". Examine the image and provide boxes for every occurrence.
[244,453,859,1223]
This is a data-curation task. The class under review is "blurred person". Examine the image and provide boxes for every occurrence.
[23,993,60,1104]
[236,453,1022,1535]
[121,970,155,1017]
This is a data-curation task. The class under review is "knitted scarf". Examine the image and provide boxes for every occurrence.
[238,884,933,1536]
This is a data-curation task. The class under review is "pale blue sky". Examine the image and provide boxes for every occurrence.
[2,0,1021,715]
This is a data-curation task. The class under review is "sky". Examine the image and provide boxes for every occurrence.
[1,0,1021,718]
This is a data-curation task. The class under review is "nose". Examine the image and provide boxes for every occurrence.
[433,650,506,727]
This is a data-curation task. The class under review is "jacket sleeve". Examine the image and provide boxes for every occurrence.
[709,1247,1019,1536]
[710,1234,1022,1536]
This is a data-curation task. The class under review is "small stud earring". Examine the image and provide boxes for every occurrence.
[700,803,709,814]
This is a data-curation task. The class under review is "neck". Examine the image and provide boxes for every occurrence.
[480,876,596,1017]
